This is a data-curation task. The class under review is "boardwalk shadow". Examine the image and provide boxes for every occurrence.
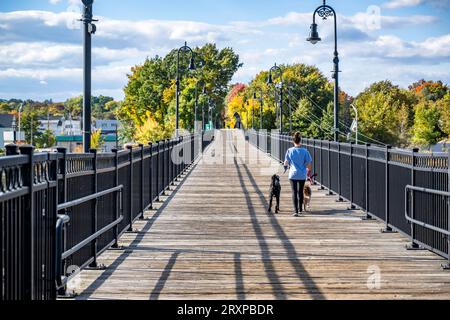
[77,162,199,300]
[149,251,180,300]
[233,157,288,299]
[233,137,326,300]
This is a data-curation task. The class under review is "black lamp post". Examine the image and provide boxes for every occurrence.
[201,87,207,131]
[12,116,17,144]
[251,102,255,130]
[81,0,97,153]
[209,103,213,129]
[288,86,293,133]
[267,63,283,133]
[253,90,264,130]
[307,0,340,142]
[246,103,249,130]
[175,42,196,137]
[194,81,203,132]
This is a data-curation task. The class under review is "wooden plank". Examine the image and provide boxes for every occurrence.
[72,130,450,300]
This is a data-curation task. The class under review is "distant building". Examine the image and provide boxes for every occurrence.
[59,118,82,136]
[94,120,119,134]
[0,114,14,148]
[56,134,118,153]
[37,116,63,135]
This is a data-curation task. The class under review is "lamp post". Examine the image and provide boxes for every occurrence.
[81,0,97,153]
[267,63,283,133]
[18,103,23,143]
[12,116,17,144]
[209,104,213,129]
[175,41,196,137]
[202,89,207,131]
[195,83,207,133]
[288,87,293,133]
[307,0,340,142]
[246,102,249,130]
[253,90,264,130]
[251,102,255,130]
[351,104,359,145]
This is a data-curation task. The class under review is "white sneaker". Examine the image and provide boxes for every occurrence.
[292,213,299,217]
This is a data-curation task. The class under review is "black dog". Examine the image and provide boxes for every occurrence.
[268,174,281,214]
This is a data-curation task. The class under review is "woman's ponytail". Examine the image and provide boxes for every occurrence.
[293,132,302,145]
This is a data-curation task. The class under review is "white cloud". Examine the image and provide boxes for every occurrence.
[49,0,62,5]
[383,0,423,8]
[0,8,449,101]
[382,0,450,8]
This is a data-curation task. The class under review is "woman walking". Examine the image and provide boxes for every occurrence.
[284,132,313,217]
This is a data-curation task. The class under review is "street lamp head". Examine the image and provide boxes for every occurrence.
[267,73,273,85]
[307,23,321,44]
[189,57,196,70]
[253,92,257,100]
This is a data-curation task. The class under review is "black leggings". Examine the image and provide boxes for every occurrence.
[290,180,306,213]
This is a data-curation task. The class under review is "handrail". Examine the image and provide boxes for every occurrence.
[405,185,450,237]
[57,185,123,211]
[55,185,124,289]
[55,214,70,290]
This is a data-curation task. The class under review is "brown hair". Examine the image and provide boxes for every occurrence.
[293,132,302,145]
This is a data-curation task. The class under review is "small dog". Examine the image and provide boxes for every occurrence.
[303,171,318,211]
[268,174,281,214]
[303,182,312,211]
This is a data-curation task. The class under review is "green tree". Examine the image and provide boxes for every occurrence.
[354,81,416,146]
[120,43,242,140]
[64,96,83,118]
[35,130,56,149]
[412,100,444,147]
[437,92,450,138]
[20,108,40,144]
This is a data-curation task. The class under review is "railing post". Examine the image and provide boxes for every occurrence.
[312,140,316,182]
[111,148,120,248]
[382,145,395,233]
[126,145,134,232]
[19,145,35,299]
[319,140,324,190]
[139,144,144,219]
[55,147,68,295]
[5,144,18,156]
[327,141,333,195]
[446,149,450,269]
[170,140,175,186]
[148,143,153,209]
[161,140,166,195]
[407,148,421,249]
[156,141,160,201]
[337,142,343,202]
[165,139,170,190]
[178,137,182,177]
[363,143,373,220]
[348,142,356,210]
[88,148,99,268]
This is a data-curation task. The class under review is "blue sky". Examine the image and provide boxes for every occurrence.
[1,0,449,101]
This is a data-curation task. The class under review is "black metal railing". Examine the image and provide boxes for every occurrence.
[248,129,450,263]
[0,131,214,300]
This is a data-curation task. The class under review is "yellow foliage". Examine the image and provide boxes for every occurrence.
[91,129,104,150]
[163,81,176,105]
[226,94,246,128]
[134,112,174,144]
[225,93,261,129]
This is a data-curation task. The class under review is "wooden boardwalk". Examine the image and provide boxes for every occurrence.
[74,130,450,300]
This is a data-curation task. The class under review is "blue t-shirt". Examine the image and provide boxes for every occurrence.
[285,147,313,180]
